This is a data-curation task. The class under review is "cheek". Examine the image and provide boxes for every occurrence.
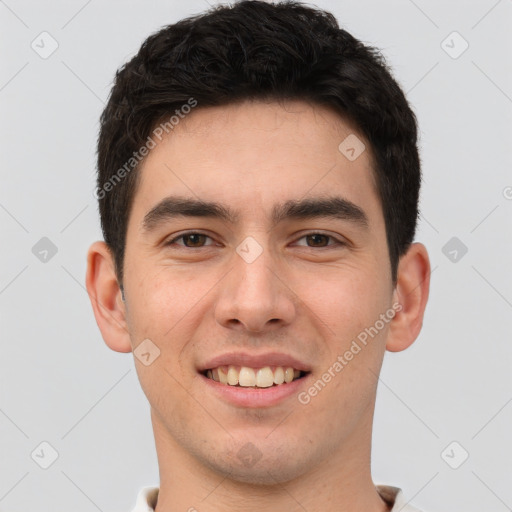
[125,269,201,410]
[128,266,201,332]
[125,266,220,378]
[294,266,388,341]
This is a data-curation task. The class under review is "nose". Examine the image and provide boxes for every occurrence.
[214,242,296,333]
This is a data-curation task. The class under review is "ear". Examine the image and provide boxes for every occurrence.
[386,242,431,352]
[85,241,132,353]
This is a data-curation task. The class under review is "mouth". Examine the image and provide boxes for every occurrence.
[201,365,310,388]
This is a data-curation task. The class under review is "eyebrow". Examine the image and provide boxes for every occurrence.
[142,195,369,232]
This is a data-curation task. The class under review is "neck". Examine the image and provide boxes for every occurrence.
[151,407,390,512]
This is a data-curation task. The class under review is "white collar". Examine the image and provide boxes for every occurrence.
[131,484,424,511]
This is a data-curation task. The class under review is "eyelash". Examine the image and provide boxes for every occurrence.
[165,231,346,249]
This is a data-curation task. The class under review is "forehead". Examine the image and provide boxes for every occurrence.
[130,99,381,228]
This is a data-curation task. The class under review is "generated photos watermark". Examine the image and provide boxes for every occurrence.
[297,301,402,405]
[94,97,198,200]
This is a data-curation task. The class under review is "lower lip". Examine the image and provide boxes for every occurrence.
[199,372,311,408]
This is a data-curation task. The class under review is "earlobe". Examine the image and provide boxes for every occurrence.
[85,241,133,353]
[386,242,431,353]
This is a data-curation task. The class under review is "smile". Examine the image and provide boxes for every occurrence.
[203,365,308,388]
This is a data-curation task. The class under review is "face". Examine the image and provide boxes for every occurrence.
[118,99,399,483]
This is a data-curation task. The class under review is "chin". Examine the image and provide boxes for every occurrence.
[213,462,306,486]
[199,443,311,486]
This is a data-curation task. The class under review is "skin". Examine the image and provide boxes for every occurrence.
[86,99,430,512]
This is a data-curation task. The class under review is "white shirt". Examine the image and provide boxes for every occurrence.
[131,484,425,511]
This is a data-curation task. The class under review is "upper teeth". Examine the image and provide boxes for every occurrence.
[206,366,302,387]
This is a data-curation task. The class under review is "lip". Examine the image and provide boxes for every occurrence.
[199,371,312,408]
[198,351,312,373]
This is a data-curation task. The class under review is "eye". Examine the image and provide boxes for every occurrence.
[165,232,214,248]
[294,233,345,248]
[164,231,345,249]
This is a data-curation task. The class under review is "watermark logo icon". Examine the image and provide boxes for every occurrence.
[32,237,58,263]
[236,442,263,468]
[441,441,469,469]
[31,441,59,469]
[442,236,468,263]
[338,134,366,161]
[441,31,469,59]
[236,236,263,264]
[134,338,161,366]
[31,32,59,59]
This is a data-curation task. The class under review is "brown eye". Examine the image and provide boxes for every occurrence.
[305,234,330,247]
[181,234,207,247]
[294,232,344,248]
[166,232,214,248]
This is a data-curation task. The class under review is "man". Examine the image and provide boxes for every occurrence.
[86,1,431,511]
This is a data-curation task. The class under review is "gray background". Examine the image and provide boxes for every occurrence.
[1,0,511,511]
